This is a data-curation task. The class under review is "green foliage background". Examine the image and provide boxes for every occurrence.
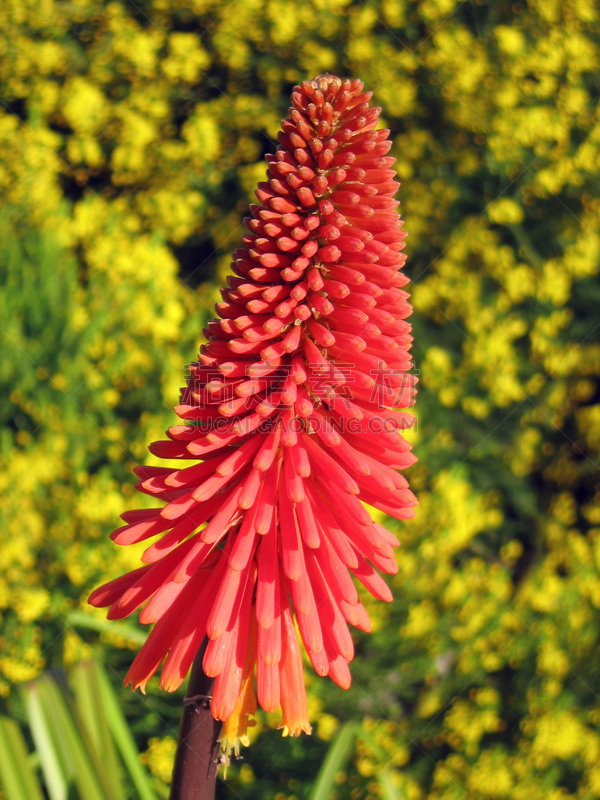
[1,0,600,797]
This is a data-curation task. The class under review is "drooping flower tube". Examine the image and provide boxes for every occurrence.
[89,73,417,741]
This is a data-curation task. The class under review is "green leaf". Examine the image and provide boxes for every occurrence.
[93,658,159,800]
[355,730,405,800]
[66,610,147,646]
[378,767,401,800]
[35,674,108,800]
[0,715,45,800]
[71,662,124,800]
[26,683,68,800]
[358,729,386,758]
[309,721,357,800]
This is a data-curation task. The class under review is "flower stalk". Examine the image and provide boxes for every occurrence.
[169,641,221,800]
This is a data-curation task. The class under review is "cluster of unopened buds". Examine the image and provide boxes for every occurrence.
[90,73,418,749]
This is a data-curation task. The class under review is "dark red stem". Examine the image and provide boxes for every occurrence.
[168,641,222,800]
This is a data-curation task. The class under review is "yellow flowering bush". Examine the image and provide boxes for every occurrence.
[0,0,599,797]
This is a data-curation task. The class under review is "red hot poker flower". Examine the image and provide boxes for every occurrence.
[89,73,417,740]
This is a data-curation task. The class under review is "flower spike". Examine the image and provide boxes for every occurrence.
[89,73,417,742]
